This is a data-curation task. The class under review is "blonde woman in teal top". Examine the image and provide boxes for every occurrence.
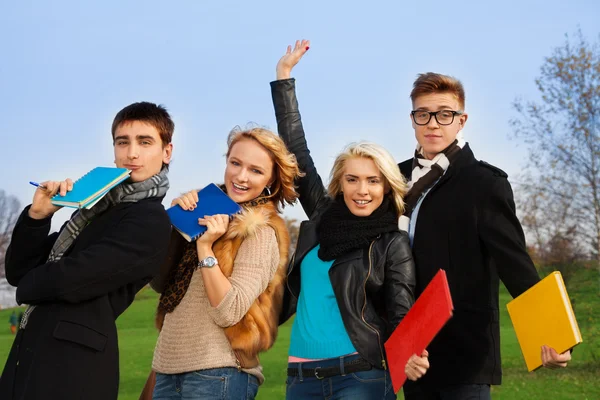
[272,40,430,399]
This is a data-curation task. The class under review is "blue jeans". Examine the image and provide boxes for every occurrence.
[403,383,491,400]
[286,354,395,399]
[153,368,259,399]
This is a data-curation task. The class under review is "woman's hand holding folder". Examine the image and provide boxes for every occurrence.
[171,189,199,211]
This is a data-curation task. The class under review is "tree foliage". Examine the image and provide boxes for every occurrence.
[0,190,21,277]
[511,29,600,263]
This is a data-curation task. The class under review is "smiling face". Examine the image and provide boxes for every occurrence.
[411,92,468,160]
[341,156,387,217]
[113,121,172,182]
[224,138,274,203]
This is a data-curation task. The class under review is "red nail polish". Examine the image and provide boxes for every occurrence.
[305,46,310,51]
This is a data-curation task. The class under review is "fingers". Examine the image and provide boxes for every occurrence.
[198,214,230,233]
[541,345,570,369]
[293,39,310,54]
[172,197,191,210]
[41,181,59,196]
[286,45,292,54]
[172,191,198,210]
[59,180,69,196]
[41,180,72,197]
[404,353,429,381]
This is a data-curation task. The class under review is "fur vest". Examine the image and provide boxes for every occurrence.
[155,200,290,367]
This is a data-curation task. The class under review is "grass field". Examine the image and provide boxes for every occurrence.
[0,266,598,399]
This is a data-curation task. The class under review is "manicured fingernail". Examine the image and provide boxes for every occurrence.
[305,46,310,51]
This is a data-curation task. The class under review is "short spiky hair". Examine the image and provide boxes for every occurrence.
[111,102,174,147]
[410,72,466,110]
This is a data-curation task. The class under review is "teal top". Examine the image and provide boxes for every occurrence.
[288,245,357,358]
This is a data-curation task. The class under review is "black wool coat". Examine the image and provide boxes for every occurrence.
[0,197,171,400]
[399,145,540,390]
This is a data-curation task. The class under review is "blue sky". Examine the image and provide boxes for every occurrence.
[1,1,598,230]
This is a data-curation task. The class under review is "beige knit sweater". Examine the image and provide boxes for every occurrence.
[152,226,279,383]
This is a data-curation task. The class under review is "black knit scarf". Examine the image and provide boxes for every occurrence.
[317,195,399,261]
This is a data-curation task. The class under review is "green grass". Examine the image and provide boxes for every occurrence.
[0,266,598,399]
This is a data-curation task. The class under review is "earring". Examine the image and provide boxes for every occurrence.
[265,185,272,196]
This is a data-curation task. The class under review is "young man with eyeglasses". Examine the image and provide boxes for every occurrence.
[398,73,571,400]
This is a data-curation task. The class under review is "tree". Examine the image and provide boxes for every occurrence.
[511,29,600,263]
[0,190,21,277]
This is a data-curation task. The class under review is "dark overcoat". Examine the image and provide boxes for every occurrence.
[1,198,170,400]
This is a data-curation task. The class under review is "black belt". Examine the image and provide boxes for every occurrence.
[287,358,373,379]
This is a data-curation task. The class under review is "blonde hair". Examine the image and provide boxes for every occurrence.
[328,142,407,216]
[227,127,302,211]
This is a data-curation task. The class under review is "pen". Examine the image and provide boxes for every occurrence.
[29,181,47,190]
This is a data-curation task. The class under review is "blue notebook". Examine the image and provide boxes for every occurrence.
[51,167,131,209]
[167,183,242,242]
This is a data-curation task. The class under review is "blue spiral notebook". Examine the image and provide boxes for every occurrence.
[51,167,131,209]
[167,183,242,242]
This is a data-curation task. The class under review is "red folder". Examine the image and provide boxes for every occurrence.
[384,269,454,394]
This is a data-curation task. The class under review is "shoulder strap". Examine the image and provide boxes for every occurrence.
[479,160,508,178]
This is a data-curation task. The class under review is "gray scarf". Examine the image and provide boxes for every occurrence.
[20,168,170,329]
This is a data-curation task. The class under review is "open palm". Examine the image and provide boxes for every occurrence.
[276,39,310,79]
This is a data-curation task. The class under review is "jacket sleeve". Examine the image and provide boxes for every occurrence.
[271,78,330,219]
[15,206,171,305]
[150,229,185,293]
[384,233,416,333]
[4,206,61,287]
[479,177,540,298]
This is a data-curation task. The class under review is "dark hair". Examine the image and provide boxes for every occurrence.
[111,102,174,147]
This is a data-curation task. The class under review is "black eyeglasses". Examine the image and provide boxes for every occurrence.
[411,110,463,126]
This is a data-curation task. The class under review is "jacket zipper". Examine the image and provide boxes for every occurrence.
[361,240,386,370]
[234,354,242,371]
[287,252,298,301]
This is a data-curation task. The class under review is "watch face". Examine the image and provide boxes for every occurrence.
[205,257,217,267]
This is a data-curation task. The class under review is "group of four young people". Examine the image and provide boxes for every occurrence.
[1,40,570,400]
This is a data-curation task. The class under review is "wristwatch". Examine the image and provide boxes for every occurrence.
[197,256,218,269]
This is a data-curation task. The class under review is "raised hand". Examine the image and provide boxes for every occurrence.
[196,214,230,250]
[405,349,430,381]
[276,39,310,80]
[28,179,73,219]
[171,190,199,211]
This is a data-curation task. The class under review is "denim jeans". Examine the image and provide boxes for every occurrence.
[286,354,395,399]
[403,383,491,400]
[154,368,259,399]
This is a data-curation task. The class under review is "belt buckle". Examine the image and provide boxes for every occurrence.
[314,367,324,380]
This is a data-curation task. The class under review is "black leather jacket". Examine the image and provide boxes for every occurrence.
[271,78,416,370]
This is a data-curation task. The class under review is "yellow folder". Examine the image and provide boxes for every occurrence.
[506,271,582,372]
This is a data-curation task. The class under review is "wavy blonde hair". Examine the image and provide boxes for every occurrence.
[328,142,407,217]
[227,127,302,212]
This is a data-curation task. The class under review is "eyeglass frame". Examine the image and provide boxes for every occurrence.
[410,110,464,126]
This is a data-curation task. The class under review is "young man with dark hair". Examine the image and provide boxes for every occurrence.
[399,73,571,400]
[0,101,174,400]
